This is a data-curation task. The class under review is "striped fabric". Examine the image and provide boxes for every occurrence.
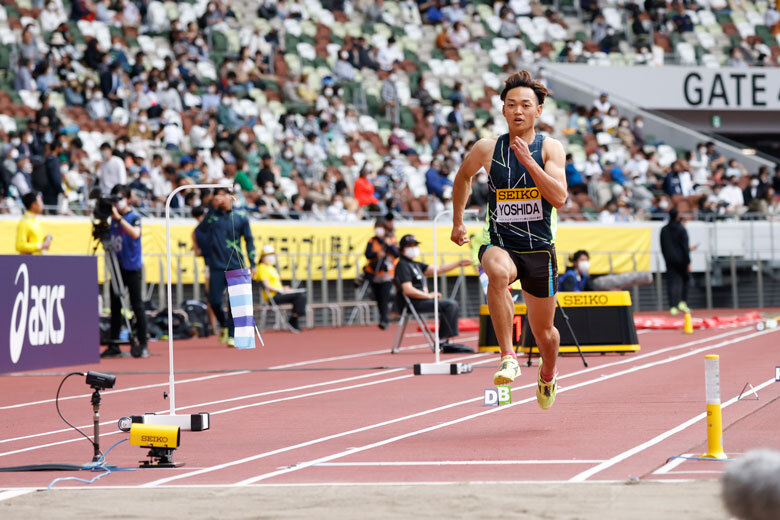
[225,268,263,349]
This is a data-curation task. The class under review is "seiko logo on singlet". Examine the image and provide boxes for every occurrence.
[496,188,543,222]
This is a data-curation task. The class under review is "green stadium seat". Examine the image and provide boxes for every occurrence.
[400,107,415,130]
[212,31,229,54]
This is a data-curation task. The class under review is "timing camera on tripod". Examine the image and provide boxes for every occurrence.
[89,190,139,358]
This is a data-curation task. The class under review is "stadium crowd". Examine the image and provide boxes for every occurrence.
[0,0,779,222]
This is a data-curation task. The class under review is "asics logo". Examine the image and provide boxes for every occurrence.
[9,263,67,364]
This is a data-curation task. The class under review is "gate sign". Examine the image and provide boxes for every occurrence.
[1,256,98,374]
[545,64,780,110]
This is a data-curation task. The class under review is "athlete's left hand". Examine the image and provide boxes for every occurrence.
[510,136,533,166]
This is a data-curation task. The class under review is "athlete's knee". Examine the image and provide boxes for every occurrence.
[485,263,512,287]
[536,326,559,347]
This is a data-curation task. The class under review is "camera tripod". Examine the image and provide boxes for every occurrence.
[92,231,138,356]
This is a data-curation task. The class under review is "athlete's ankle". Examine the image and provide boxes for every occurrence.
[501,350,518,360]
[540,368,555,382]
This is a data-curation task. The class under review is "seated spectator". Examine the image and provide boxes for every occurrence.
[334,50,355,82]
[426,158,453,200]
[450,21,471,48]
[354,163,379,207]
[663,161,693,197]
[14,58,35,92]
[565,154,583,187]
[705,142,726,169]
[558,250,594,292]
[744,175,770,213]
[718,176,745,214]
[394,234,473,353]
[671,3,693,32]
[256,245,307,332]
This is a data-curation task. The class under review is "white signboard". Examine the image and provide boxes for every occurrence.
[544,64,780,111]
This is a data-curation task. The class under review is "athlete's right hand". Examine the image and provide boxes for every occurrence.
[450,222,469,246]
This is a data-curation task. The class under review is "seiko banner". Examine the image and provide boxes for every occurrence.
[1,255,99,374]
[545,64,780,111]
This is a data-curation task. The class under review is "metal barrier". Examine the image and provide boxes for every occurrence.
[98,238,779,327]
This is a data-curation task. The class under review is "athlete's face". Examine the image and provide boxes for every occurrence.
[502,87,542,133]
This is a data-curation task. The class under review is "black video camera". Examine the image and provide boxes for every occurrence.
[93,194,122,221]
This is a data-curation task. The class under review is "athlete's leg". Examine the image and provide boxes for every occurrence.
[524,292,560,380]
[482,246,518,358]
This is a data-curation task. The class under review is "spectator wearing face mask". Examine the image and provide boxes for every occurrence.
[394,234,474,353]
[86,89,112,120]
[334,50,355,82]
[558,250,594,292]
[97,142,127,195]
[256,244,306,333]
[364,217,399,329]
[355,162,379,207]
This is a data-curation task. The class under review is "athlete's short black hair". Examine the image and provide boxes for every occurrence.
[500,70,548,106]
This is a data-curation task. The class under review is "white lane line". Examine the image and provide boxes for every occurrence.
[0,335,457,410]
[1,338,481,445]
[231,328,778,486]
[664,470,724,475]
[265,337,478,369]
[569,377,777,482]
[0,371,251,411]
[0,367,412,446]
[307,460,606,467]
[0,480,632,491]
[4,327,761,475]
[0,489,35,502]
[652,454,692,474]
[0,353,489,459]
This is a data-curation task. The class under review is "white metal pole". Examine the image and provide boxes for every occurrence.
[432,208,477,366]
[164,183,232,415]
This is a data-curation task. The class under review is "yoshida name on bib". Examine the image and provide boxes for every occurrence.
[496,188,543,222]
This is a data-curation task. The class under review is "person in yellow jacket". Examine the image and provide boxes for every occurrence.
[15,191,52,254]
[255,244,307,333]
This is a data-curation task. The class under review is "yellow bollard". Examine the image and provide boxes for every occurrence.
[702,354,727,459]
[683,312,693,334]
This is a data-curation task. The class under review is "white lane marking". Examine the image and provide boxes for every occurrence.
[2,326,748,446]
[267,336,477,369]
[0,367,411,446]
[305,460,606,467]
[5,326,762,477]
[0,489,35,502]
[663,470,725,475]
[231,328,779,486]
[0,353,488,459]
[0,371,251,411]
[0,335,458,410]
[653,454,692,474]
[569,377,777,482]
[1,338,481,445]
[0,480,632,491]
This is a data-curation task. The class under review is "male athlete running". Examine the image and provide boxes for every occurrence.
[450,70,567,409]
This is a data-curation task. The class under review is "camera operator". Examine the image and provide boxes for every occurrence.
[103,184,149,358]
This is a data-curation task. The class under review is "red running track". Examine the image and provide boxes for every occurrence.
[1,311,779,490]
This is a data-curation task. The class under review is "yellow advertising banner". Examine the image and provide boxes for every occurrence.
[0,217,651,283]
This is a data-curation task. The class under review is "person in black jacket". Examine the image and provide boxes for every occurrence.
[394,234,473,353]
[195,187,256,346]
[660,208,697,315]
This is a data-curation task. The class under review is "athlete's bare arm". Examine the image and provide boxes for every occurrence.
[509,136,567,209]
[451,138,496,246]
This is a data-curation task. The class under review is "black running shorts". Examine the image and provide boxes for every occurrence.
[478,244,558,298]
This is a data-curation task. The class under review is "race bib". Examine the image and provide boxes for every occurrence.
[496,188,543,222]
